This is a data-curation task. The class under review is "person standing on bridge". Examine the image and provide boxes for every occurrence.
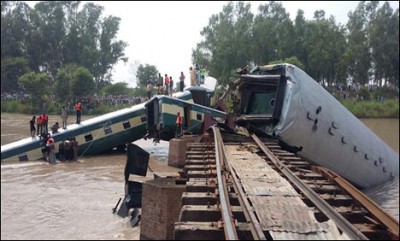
[175,112,183,138]
[75,101,82,124]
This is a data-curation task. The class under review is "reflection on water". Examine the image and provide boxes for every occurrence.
[1,113,399,239]
[364,177,399,222]
[359,118,399,222]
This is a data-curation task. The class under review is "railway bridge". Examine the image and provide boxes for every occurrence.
[139,126,398,240]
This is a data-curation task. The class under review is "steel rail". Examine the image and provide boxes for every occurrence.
[211,126,238,240]
[251,134,369,240]
[313,166,399,239]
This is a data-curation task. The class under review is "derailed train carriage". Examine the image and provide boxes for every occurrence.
[231,63,398,189]
[145,76,226,141]
[1,103,149,162]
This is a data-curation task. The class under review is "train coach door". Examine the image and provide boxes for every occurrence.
[145,97,159,135]
[183,104,191,130]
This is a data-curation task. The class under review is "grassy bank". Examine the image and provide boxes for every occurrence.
[339,99,399,118]
[222,98,399,118]
[2,98,399,118]
[0,100,132,116]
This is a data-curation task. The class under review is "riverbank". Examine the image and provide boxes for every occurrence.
[1,98,399,118]
[339,99,399,118]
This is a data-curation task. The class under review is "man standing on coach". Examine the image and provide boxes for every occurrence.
[175,112,182,138]
[75,101,82,124]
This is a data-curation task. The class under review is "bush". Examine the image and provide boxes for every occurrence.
[340,99,399,118]
[373,86,399,100]
[357,88,370,101]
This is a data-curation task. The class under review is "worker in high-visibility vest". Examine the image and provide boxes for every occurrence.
[175,112,182,138]
[75,101,82,124]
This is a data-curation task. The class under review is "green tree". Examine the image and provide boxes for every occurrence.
[251,2,292,66]
[292,9,314,73]
[368,2,399,87]
[136,64,159,87]
[1,1,127,94]
[1,1,33,58]
[97,16,128,87]
[71,67,95,99]
[70,2,128,91]
[55,64,78,102]
[18,72,50,111]
[194,1,254,86]
[304,12,347,86]
[1,57,30,93]
[346,2,372,86]
[33,1,67,77]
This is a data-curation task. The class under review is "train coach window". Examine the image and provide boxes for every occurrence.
[84,133,93,142]
[140,115,147,123]
[123,121,131,129]
[104,126,112,135]
[18,153,28,161]
[247,92,275,115]
[196,114,202,121]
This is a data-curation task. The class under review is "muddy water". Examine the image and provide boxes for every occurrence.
[1,113,180,240]
[1,113,399,239]
[360,118,399,153]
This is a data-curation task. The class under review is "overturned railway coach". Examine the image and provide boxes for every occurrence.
[232,63,398,189]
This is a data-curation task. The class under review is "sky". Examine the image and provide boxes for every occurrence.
[26,1,400,88]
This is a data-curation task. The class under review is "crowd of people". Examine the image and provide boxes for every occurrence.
[149,65,206,99]
[28,101,84,164]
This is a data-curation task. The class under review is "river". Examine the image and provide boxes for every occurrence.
[1,113,399,239]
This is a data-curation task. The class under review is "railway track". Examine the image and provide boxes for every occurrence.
[173,127,398,240]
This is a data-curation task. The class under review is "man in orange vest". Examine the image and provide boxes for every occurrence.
[37,115,43,136]
[42,113,48,134]
[75,101,82,124]
[175,112,182,138]
[164,74,170,96]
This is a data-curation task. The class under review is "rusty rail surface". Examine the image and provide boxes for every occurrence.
[212,127,266,240]
[211,126,238,240]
